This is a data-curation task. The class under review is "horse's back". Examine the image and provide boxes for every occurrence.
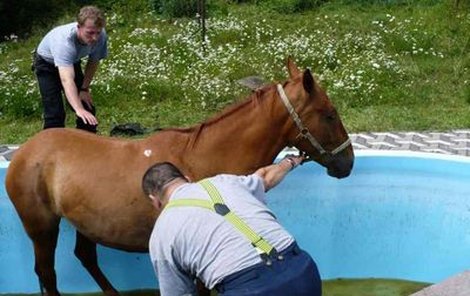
[12,128,122,161]
[5,128,124,214]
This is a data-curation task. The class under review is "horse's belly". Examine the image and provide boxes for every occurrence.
[66,209,156,252]
[75,222,153,251]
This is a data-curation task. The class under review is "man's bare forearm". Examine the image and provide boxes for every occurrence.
[255,155,303,192]
[81,60,100,89]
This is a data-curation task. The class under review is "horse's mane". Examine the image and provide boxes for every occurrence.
[201,83,275,126]
[164,82,279,149]
[163,82,276,134]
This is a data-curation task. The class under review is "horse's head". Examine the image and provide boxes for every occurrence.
[279,58,354,178]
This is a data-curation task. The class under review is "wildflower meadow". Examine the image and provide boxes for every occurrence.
[0,1,469,143]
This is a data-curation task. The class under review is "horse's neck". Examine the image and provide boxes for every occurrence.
[184,88,290,178]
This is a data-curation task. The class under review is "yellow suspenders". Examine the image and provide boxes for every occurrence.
[164,178,278,258]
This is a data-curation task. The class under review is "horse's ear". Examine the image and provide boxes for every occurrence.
[303,68,315,94]
[287,56,301,78]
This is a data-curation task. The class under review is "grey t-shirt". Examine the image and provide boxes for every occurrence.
[149,174,294,296]
[37,22,108,66]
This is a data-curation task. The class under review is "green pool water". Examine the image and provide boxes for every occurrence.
[1,278,431,296]
[323,278,430,295]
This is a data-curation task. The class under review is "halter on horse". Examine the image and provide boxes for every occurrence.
[276,84,351,162]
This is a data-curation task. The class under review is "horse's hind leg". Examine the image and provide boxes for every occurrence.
[74,231,119,296]
[28,216,61,296]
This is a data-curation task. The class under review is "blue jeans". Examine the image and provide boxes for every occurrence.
[216,242,322,296]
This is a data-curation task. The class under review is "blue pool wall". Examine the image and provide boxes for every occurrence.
[271,150,470,283]
[1,150,470,293]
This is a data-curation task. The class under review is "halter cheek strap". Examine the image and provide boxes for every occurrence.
[276,84,351,158]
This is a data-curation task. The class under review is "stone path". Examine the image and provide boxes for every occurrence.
[2,129,470,162]
[350,130,470,156]
[0,144,17,162]
[411,270,470,296]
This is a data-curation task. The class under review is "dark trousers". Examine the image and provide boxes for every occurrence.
[33,53,97,133]
[216,242,322,296]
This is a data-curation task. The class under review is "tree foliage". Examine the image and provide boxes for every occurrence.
[0,0,75,41]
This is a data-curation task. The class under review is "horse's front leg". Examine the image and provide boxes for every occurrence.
[74,232,120,296]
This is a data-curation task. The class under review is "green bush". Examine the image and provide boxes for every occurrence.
[74,0,151,22]
[331,0,442,5]
[0,0,72,41]
[256,0,327,13]
[151,0,199,17]
[73,0,118,10]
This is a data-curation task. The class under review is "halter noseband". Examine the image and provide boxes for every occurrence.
[277,84,351,160]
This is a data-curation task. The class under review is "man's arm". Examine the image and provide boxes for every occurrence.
[254,155,304,192]
[79,60,100,109]
[81,59,99,90]
[58,66,98,125]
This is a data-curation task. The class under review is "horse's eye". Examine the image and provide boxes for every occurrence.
[326,112,336,121]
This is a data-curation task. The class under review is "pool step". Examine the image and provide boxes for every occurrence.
[410,270,470,296]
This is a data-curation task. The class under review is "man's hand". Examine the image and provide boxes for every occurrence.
[76,108,98,125]
[282,154,304,170]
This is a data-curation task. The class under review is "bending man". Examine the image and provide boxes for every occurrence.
[33,5,107,132]
[142,155,322,296]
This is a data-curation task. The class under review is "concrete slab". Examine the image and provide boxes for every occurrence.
[411,271,470,296]
[0,145,18,162]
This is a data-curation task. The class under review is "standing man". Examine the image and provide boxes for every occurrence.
[142,156,322,296]
[33,5,108,132]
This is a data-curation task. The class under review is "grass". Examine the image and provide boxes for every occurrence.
[0,1,469,144]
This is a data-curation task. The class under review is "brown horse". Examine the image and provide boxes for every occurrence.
[5,58,354,295]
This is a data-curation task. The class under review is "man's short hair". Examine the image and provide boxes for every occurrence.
[77,6,106,28]
[142,162,186,198]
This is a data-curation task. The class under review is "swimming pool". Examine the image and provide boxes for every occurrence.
[272,150,470,284]
[1,150,469,293]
